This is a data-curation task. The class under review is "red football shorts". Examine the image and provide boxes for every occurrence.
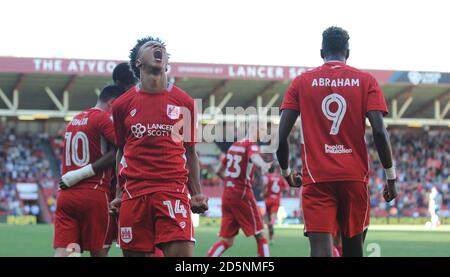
[53,188,111,252]
[265,197,281,215]
[118,191,195,253]
[302,181,370,238]
[220,194,264,238]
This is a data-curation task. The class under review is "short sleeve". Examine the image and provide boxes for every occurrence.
[281,77,301,112]
[96,112,116,145]
[112,102,127,148]
[183,97,198,147]
[367,75,388,116]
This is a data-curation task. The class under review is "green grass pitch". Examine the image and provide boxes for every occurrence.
[0,224,449,257]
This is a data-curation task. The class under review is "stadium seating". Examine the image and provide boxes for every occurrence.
[0,128,54,218]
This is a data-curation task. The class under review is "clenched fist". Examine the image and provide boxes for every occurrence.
[191,194,209,214]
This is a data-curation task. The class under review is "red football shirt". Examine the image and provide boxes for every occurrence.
[112,84,197,200]
[221,139,260,199]
[281,61,388,185]
[263,173,288,200]
[62,108,116,192]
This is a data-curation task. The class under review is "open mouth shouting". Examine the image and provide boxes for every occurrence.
[153,49,163,62]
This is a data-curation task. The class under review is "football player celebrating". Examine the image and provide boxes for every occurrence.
[276,26,397,257]
[111,36,208,257]
[207,122,272,257]
[54,84,125,257]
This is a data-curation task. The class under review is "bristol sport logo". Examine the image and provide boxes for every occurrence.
[120,227,133,243]
[131,123,146,138]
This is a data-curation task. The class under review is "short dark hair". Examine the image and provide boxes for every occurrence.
[98,84,125,103]
[129,36,166,79]
[322,26,350,57]
[112,62,136,87]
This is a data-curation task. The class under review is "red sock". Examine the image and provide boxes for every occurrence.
[207,240,230,257]
[152,247,164,257]
[257,237,270,257]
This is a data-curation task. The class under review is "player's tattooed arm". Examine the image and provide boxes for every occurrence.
[276,109,302,188]
[185,145,209,213]
[367,110,398,202]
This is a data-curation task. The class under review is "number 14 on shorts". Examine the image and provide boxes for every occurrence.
[163,200,188,218]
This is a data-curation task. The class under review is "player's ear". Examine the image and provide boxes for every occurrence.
[136,58,142,68]
[320,49,325,60]
[345,49,350,60]
[106,98,115,109]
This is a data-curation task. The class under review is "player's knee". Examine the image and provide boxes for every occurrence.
[254,232,265,240]
[90,249,108,257]
[161,241,194,257]
[221,237,234,247]
[122,250,150,257]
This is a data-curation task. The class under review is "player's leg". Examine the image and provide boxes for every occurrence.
[160,241,194,257]
[118,195,154,257]
[254,232,270,257]
[341,233,364,257]
[337,181,370,257]
[54,190,81,257]
[241,197,269,257]
[90,248,109,257]
[79,190,111,257]
[332,229,342,257]
[150,247,165,257]
[302,182,338,257]
[207,236,235,257]
[122,250,152,257]
[308,233,333,257]
[153,191,196,257]
[269,209,278,241]
[362,227,368,242]
[207,197,239,257]
[265,199,277,242]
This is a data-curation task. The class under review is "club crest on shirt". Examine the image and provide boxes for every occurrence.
[120,227,133,243]
[167,104,180,120]
[179,221,186,229]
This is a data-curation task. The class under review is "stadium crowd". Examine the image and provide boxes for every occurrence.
[285,127,450,217]
[368,129,450,217]
[0,125,449,219]
[0,127,53,216]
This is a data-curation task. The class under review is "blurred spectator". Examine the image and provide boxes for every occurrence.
[0,128,54,216]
